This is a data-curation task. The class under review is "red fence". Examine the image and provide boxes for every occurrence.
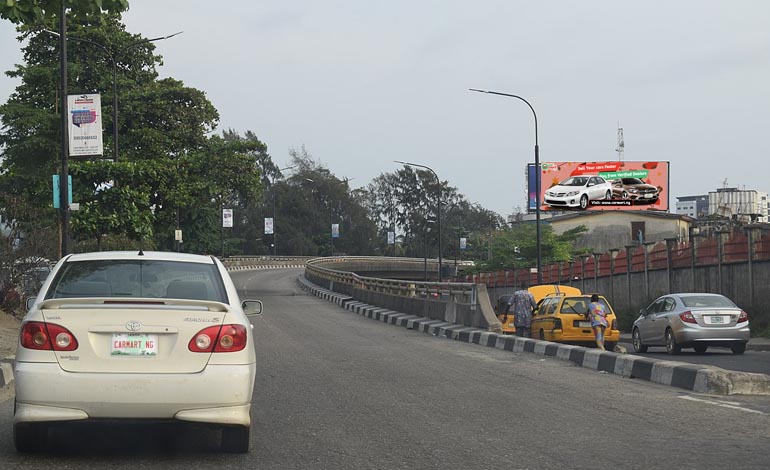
[465,230,769,286]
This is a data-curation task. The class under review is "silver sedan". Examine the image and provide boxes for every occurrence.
[631,293,750,355]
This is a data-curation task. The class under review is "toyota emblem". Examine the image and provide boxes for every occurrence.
[126,320,142,332]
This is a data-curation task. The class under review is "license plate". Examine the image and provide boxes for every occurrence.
[709,316,724,324]
[111,333,158,356]
[578,321,591,328]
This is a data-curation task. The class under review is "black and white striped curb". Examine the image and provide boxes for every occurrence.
[227,264,305,271]
[297,275,770,396]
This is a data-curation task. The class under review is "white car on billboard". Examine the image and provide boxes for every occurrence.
[544,175,613,210]
[13,251,263,453]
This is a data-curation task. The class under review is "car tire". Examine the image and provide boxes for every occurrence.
[539,329,545,340]
[605,190,611,199]
[632,328,647,353]
[731,342,747,355]
[221,425,250,453]
[579,194,589,210]
[665,329,681,355]
[605,341,617,351]
[694,344,708,354]
[13,422,47,453]
[621,191,629,199]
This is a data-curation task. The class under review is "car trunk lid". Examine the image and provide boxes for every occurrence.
[691,308,742,327]
[39,298,228,374]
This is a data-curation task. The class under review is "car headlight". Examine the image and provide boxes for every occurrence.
[567,191,579,196]
[629,188,639,193]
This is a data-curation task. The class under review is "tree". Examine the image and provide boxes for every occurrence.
[0,14,235,252]
[0,0,128,26]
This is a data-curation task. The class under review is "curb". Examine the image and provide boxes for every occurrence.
[0,358,13,389]
[297,275,770,396]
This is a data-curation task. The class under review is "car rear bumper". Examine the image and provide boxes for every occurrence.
[674,325,750,345]
[542,329,620,343]
[14,361,255,425]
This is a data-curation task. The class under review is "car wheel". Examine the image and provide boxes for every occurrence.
[694,344,708,354]
[579,194,589,210]
[13,422,47,453]
[665,329,681,355]
[632,328,647,353]
[621,191,629,199]
[605,190,611,199]
[221,425,250,453]
[605,341,617,351]
[731,342,747,355]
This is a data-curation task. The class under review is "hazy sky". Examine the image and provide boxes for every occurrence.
[2,1,769,217]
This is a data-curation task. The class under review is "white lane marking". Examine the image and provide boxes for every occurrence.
[679,396,767,415]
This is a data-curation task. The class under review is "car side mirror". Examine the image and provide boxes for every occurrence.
[242,300,263,316]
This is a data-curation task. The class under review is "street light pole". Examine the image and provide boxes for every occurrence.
[394,160,443,282]
[469,88,543,284]
[58,2,69,257]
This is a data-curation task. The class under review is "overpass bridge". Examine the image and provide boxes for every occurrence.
[223,256,502,332]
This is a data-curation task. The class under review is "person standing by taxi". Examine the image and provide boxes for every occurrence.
[588,293,609,350]
[511,287,537,338]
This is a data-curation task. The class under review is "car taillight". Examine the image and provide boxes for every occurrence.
[189,324,248,353]
[20,321,78,351]
[553,319,562,330]
[679,311,697,324]
[738,310,749,323]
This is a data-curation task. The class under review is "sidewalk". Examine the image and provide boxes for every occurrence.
[619,333,770,351]
[0,310,20,389]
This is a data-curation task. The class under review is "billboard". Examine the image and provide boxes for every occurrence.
[528,161,669,212]
[68,94,104,157]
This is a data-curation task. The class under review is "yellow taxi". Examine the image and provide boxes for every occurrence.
[529,292,620,349]
[495,285,582,335]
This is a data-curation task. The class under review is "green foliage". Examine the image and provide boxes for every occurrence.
[0,0,128,26]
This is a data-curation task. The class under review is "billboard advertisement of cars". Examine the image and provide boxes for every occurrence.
[527,161,669,212]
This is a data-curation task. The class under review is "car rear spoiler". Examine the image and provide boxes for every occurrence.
[37,297,229,312]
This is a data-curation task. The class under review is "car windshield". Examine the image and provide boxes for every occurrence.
[560,177,587,187]
[621,178,644,185]
[45,259,228,303]
[561,297,610,315]
[680,295,736,308]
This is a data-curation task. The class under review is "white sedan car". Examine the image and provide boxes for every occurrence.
[544,175,613,210]
[13,251,262,453]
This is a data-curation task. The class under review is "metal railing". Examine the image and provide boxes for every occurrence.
[305,256,478,304]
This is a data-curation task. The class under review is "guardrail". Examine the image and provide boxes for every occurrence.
[305,256,478,303]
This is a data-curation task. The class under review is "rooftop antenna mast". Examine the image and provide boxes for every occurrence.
[615,123,625,161]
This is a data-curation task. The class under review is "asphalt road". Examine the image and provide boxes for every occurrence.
[618,341,770,375]
[1,268,769,469]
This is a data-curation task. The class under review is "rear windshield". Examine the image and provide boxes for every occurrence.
[680,295,736,308]
[45,260,228,303]
[560,297,611,315]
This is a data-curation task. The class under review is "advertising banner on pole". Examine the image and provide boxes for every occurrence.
[528,161,670,212]
[222,208,233,228]
[460,237,467,250]
[68,94,103,157]
[264,217,274,235]
[331,223,340,238]
[387,231,395,245]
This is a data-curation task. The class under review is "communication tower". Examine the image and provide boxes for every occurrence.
[615,124,625,161]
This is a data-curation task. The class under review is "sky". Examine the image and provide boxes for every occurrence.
[2,0,770,217]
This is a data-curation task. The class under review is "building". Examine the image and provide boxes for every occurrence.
[545,211,694,253]
[676,195,709,219]
[708,188,768,223]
